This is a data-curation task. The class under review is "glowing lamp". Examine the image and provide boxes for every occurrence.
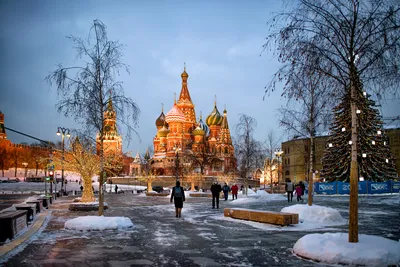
[386,159,389,163]
[328,143,333,148]
[362,153,367,158]
[377,130,382,135]
[342,127,346,132]
[359,177,364,181]
[371,140,375,145]
[363,91,367,96]
[348,141,352,145]
[356,110,361,114]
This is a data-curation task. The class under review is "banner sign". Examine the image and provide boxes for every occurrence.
[392,181,400,193]
[368,181,391,194]
[337,181,367,194]
[315,182,337,195]
[315,180,399,194]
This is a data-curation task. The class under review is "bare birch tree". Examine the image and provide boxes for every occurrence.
[46,20,140,215]
[264,0,400,242]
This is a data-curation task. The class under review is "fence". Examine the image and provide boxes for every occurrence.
[311,180,400,195]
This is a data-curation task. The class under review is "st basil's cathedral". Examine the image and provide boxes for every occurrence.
[150,66,236,177]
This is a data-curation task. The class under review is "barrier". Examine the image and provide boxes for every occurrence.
[314,180,399,195]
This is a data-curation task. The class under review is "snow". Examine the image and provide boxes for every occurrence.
[64,216,134,231]
[281,204,346,225]
[293,233,400,266]
[228,189,286,204]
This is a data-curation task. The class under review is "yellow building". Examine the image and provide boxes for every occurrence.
[281,127,400,183]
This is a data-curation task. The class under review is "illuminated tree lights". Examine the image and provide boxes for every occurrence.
[321,88,397,182]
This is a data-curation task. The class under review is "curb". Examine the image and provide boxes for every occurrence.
[0,210,49,258]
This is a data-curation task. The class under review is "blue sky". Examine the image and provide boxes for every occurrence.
[0,0,398,155]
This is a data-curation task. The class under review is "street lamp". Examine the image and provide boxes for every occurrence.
[22,162,28,181]
[173,144,181,181]
[56,127,70,194]
[274,148,283,184]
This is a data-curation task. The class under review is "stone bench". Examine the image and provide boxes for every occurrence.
[15,204,37,223]
[0,210,28,242]
[26,200,43,214]
[224,208,298,226]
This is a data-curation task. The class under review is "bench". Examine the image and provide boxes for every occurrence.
[15,204,37,223]
[224,208,298,226]
[26,200,43,214]
[0,210,28,242]
[37,197,51,209]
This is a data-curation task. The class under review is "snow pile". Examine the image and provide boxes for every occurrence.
[230,189,286,204]
[281,204,345,225]
[64,216,133,231]
[293,233,400,266]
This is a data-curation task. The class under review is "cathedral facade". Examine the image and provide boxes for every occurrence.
[150,67,236,177]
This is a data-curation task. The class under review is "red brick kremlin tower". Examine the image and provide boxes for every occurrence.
[151,66,236,176]
[96,99,122,154]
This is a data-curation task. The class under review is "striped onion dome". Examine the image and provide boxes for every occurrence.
[165,103,186,124]
[192,125,205,136]
[206,105,223,126]
[157,125,169,137]
[198,116,210,136]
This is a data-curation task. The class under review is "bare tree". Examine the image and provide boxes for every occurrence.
[264,0,400,242]
[46,20,140,215]
[235,114,261,195]
[264,130,280,192]
[277,69,333,205]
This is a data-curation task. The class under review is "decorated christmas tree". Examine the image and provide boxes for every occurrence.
[321,87,397,182]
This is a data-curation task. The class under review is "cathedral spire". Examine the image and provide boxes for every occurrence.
[178,64,192,104]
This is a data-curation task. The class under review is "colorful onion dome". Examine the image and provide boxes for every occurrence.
[181,64,188,79]
[165,103,186,124]
[192,125,205,136]
[155,111,168,128]
[198,114,210,136]
[157,125,169,137]
[206,104,223,126]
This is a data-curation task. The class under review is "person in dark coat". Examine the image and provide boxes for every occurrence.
[222,183,230,201]
[211,182,222,209]
[170,180,185,218]
[115,184,118,194]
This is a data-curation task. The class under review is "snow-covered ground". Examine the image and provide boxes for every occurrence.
[294,233,400,266]
[64,216,134,231]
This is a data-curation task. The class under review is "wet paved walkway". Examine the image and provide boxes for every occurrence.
[1,193,399,266]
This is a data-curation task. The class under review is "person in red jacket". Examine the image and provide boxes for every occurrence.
[231,184,238,200]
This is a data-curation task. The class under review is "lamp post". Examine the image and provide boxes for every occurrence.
[274,148,283,184]
[173,144,181,181]
[56,127,70,195]
[22,162,28,181]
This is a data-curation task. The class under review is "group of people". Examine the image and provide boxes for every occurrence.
[285,179,306,202]
[170,181,240,217]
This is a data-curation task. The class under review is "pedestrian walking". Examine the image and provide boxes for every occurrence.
[299,181,306,196]
[211,182,222,209]
[231,184,238,200]
[222,183,230,201]
[285,179,294,202]
[170,181,185,218]
[295,184,303,202]
[115,184,118,194]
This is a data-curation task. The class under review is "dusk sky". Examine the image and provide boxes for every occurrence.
[1,0,399,156]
